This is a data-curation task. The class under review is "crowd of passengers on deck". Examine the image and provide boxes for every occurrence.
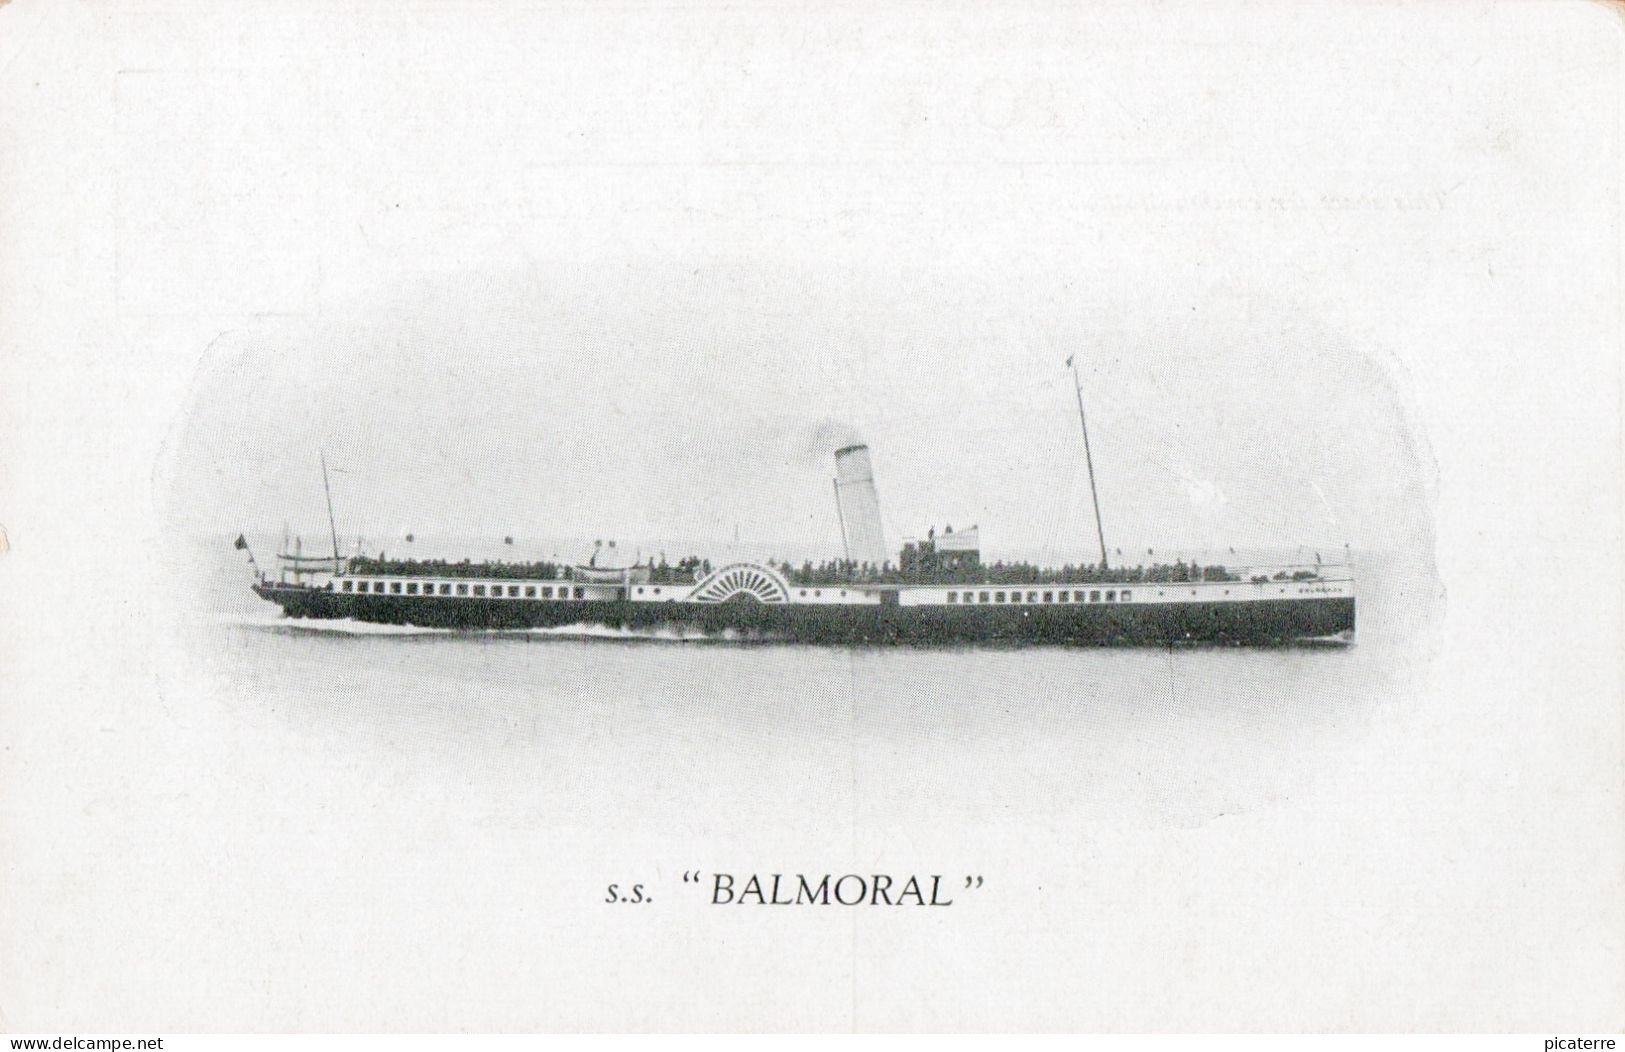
[343,554,1320,589]
[348,554,722,583]
[778,558,1253,586]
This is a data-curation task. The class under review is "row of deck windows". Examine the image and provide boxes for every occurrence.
[945,588,1131,605]
[342,579,586,599]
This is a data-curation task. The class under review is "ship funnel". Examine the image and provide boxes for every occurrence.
[833,444,888,566]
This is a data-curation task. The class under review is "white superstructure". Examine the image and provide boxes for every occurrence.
[327,562,1353,609]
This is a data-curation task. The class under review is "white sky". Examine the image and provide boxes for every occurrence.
[87,2,1572,569]
[4,1,1610,574]
[161,261,1432,567]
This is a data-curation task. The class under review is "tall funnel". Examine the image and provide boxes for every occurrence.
[833,444,888,567]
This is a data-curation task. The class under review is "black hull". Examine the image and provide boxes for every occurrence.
[252,585,1354,647]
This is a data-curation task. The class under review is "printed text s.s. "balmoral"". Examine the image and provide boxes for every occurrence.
[703,872,981,906]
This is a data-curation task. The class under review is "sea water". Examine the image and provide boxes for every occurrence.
[58,537,1441,1028]
[181,537,1424,821]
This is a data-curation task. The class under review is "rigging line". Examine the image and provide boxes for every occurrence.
[1039,446,1081,562]
[320,451,343,575]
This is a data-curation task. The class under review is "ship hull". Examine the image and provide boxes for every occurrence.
[252,584,1354,646]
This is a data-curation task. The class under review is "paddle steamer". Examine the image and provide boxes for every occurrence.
[243,364,1355,646]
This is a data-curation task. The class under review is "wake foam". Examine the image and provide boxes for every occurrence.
[215,614,454,636]
[215,614,775,643]
[519,622,768,643]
